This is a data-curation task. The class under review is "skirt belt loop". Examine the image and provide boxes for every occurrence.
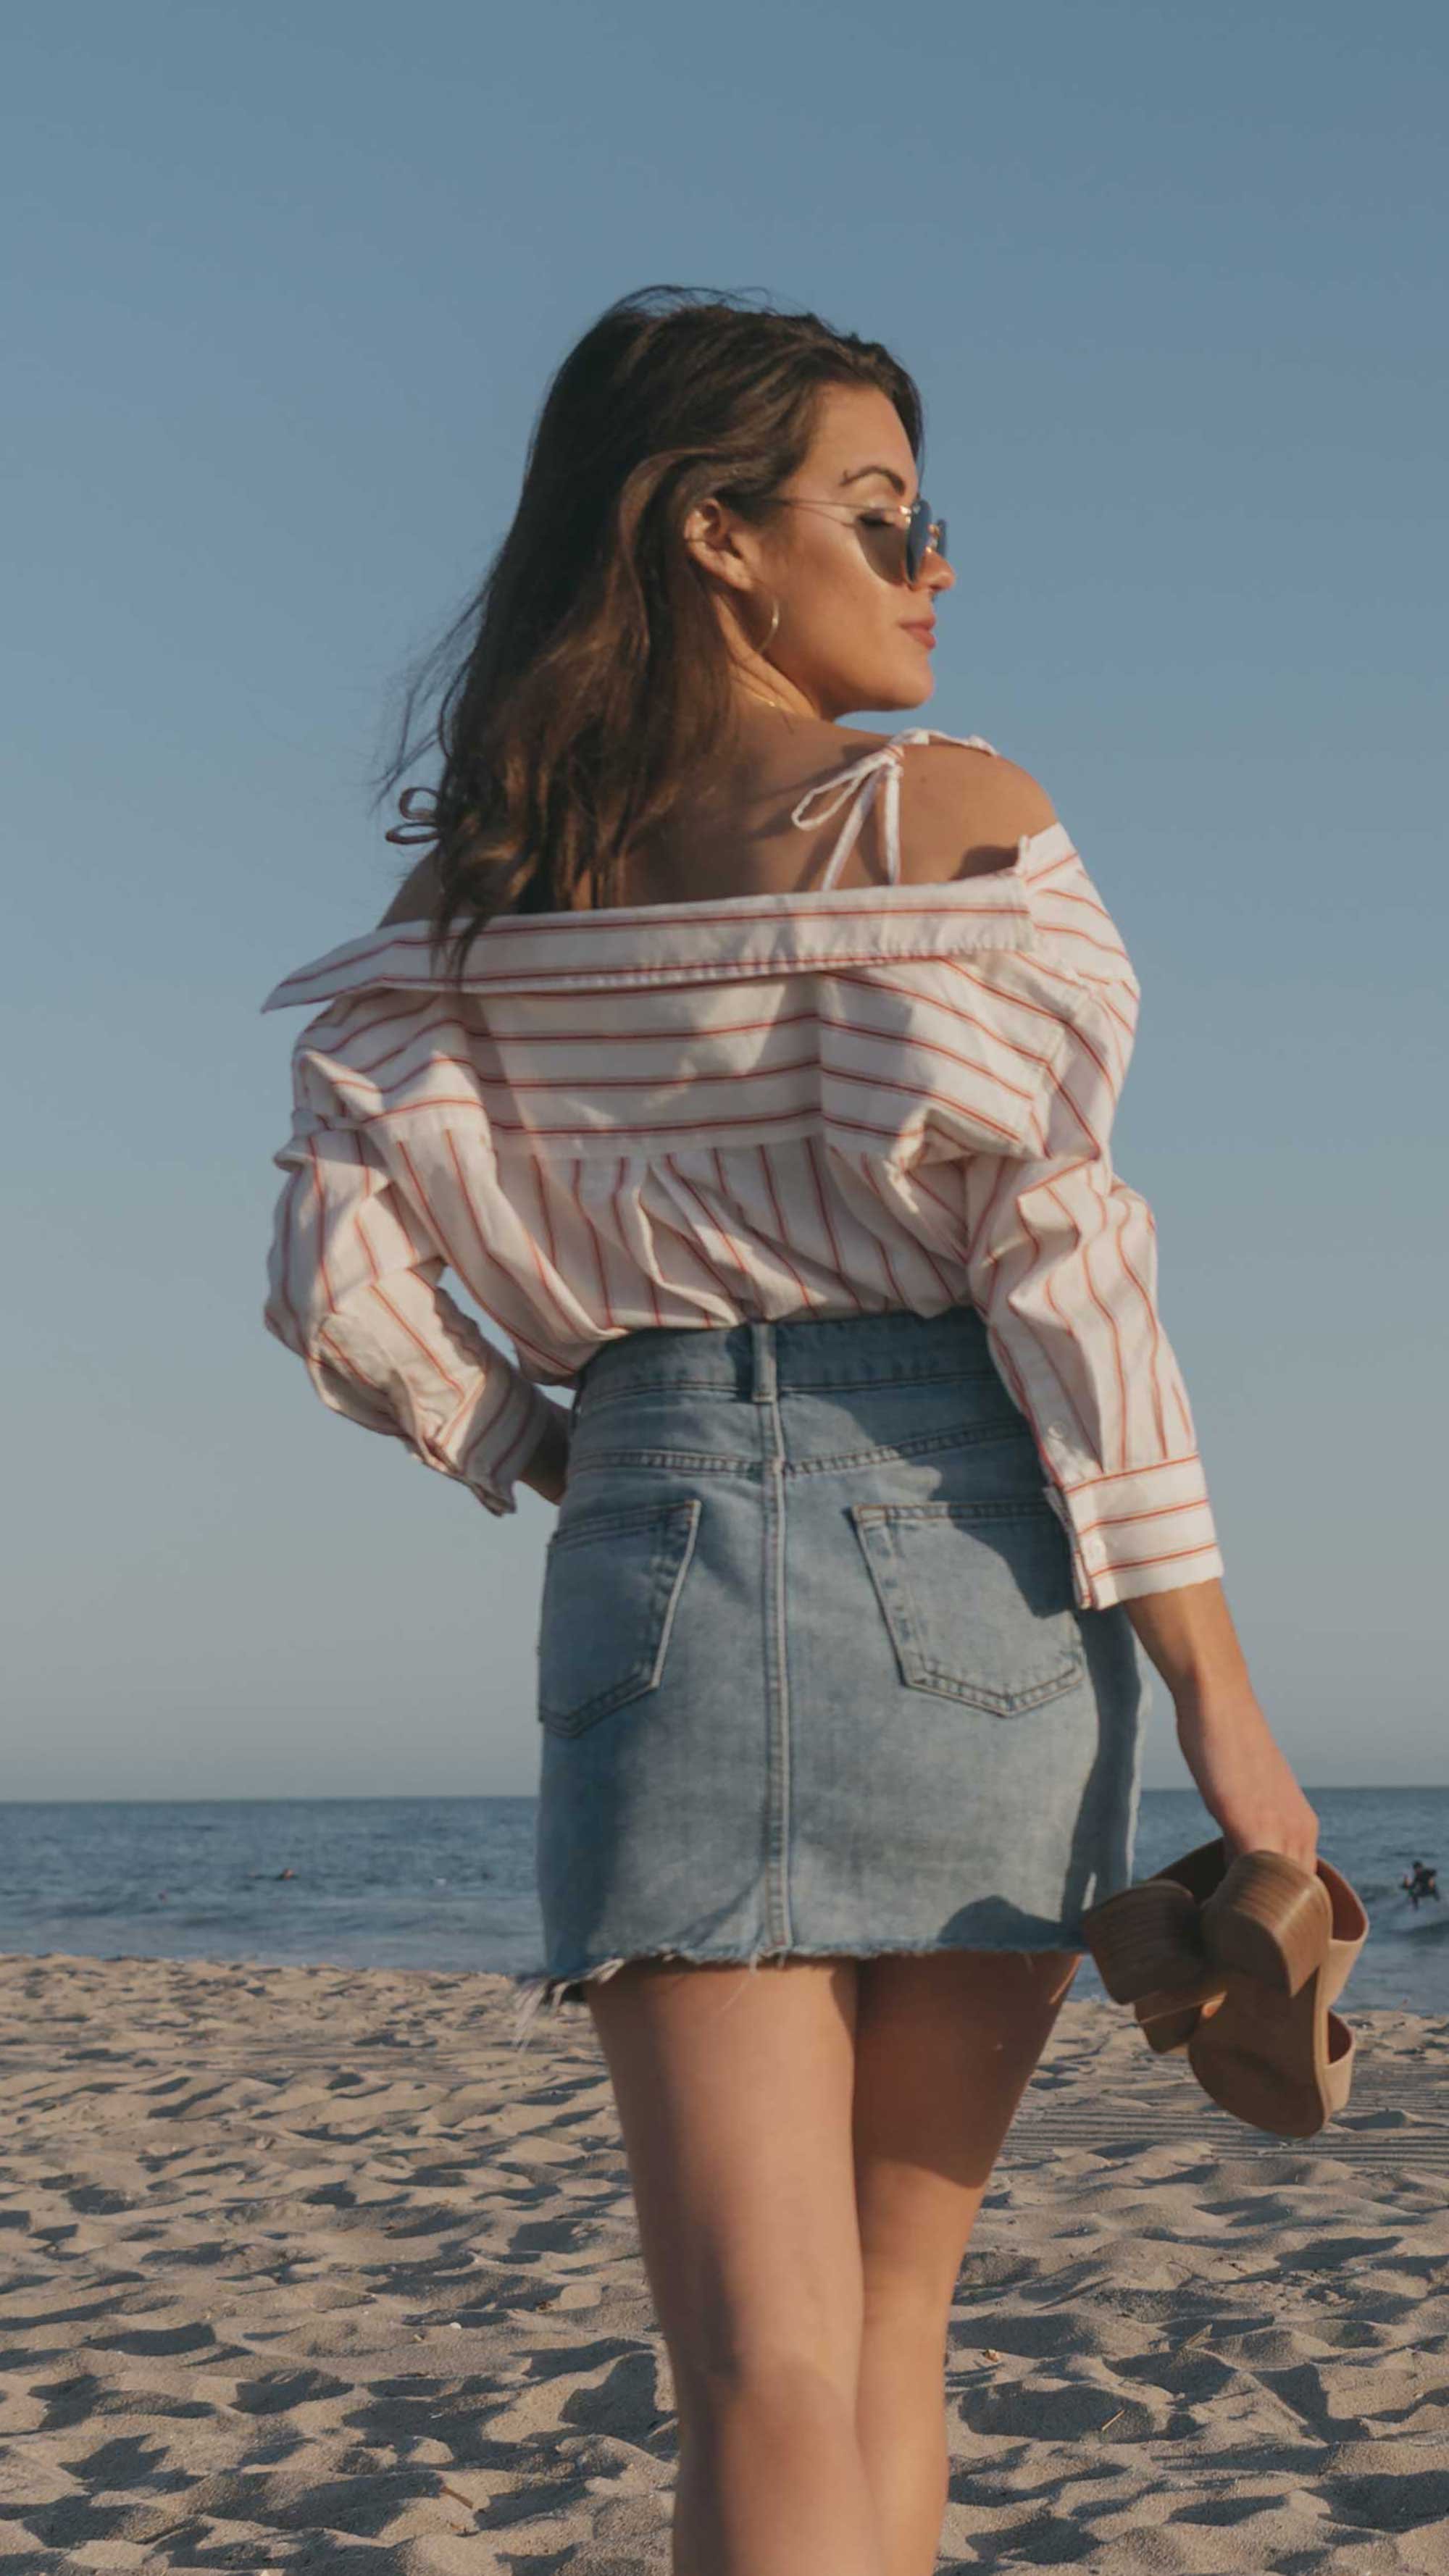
[748,1318,777,1404]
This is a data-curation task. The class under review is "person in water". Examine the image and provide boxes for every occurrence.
[1401,1860,1440,1907]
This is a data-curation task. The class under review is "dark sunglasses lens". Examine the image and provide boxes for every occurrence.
[906,499,940,580]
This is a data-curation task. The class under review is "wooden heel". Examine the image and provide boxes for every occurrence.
[1081,1877,1205,2006]
[1133,1965,1230,2055]
[1200,1852,1333,1998]
[1137,2003,1199,2056]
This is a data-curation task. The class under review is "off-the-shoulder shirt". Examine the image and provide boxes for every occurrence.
[260,727,1224,1612]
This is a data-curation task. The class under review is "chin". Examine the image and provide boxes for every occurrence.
[829,666,934,717]
[874,669,935,712]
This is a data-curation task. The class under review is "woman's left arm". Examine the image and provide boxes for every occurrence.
[518,1403,572,1503]
[264,1040,561,1515]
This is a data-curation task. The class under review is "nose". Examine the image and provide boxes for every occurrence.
[922,548,954,595]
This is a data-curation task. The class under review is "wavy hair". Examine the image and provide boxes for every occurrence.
[373,283,924,983]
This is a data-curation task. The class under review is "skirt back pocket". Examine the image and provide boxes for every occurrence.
[849,1496,1084,1717]
[537,1495,701,1737]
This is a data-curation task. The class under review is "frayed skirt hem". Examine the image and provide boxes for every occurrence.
[508,1934,1089,2049]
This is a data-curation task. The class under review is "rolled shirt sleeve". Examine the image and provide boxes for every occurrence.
[962,1141,1224,1610]
[958,833,1225,1613]
[264,1053,558,1517]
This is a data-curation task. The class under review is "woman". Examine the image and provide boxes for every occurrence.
[262,285,1318,2576]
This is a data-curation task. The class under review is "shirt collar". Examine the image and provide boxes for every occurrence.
[260,828,1071,1013]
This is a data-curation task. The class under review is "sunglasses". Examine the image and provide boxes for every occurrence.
[768,493,948,584]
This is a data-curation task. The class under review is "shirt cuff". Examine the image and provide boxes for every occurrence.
[1043,1455,1224,1612]
[417,1368,561,1516]
[471,1376,564,1515]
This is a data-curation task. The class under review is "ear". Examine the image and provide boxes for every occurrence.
[682,495,756,595]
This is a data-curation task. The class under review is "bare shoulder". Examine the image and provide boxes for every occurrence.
[377,853,441,928]
[896,737,1058,885]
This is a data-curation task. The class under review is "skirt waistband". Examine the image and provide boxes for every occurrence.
[573,1302,995,1405]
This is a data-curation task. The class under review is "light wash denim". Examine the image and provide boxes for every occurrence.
[511,1303,1149,2044]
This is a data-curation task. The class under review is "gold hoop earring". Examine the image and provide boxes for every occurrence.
[734,590,791,715]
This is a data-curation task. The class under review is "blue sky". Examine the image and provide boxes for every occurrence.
[6,0,1445,1799]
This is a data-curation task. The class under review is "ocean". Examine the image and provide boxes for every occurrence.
[0,1788,1442,2013]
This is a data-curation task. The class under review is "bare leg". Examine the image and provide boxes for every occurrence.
[586,1954,886,2576]
[851,1948,1082,2576]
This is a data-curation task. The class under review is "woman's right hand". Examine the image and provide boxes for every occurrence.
[1172,1689,1319,1876]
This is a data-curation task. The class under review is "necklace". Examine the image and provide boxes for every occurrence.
[736,679,793,716]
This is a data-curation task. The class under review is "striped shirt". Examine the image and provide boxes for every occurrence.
[260,727,1224,1612]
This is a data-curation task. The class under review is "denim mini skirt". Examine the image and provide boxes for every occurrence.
[510,1302,1150,2043]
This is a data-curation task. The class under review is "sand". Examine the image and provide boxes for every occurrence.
[1,1952,1446,2574]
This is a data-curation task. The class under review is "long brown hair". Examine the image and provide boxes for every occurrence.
[373,284,924,984]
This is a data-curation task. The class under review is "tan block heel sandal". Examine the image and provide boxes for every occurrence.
[1082,1839,1229,2053]
[1082,1837,1369,2138]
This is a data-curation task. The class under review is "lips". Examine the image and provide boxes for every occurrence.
[901,622,936,648]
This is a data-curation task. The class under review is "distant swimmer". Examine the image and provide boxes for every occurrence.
[276,1868,296,1881]
[1401,1860,1440,1907]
